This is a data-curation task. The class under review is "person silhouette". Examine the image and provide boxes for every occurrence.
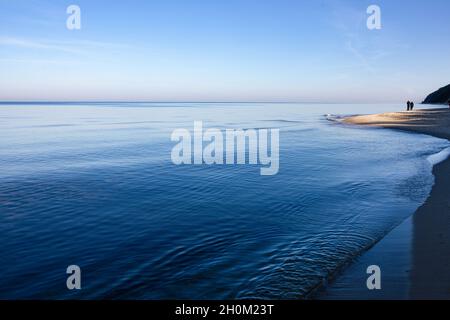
[407,101,411,111]
[411,101,414,110]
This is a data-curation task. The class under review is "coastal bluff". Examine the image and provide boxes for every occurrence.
[422,84,450,104]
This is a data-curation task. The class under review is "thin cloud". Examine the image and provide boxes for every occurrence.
[327,0,388,74]
[0,36,132,55]
[0,36,85,54]
[0,58,83,65]
[345,39,375,74]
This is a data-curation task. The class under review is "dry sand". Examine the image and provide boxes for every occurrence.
[345,107,450,299]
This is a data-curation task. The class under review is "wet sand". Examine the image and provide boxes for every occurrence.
[324,108,450,299]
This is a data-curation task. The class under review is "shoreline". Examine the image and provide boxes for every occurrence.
[322,108,450,299]
[343,107,450,141]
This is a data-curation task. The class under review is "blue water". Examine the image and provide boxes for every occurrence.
[0,102,448,299]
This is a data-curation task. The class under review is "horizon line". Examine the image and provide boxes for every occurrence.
[0,100,412,105]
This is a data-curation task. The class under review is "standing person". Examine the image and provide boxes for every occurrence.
[407,100,411,111]
[411,101,414,110]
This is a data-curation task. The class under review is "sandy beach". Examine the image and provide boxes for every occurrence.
[343,108,450,299]
[344,108,450,141]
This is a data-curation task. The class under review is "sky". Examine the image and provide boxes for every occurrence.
[0,0,449,102]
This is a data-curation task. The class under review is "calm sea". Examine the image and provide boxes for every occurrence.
[0,102,448,299]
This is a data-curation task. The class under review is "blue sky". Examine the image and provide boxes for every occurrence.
[0,0,449,102]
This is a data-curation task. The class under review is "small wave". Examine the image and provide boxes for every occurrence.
[324,114,360,122]
[427,147,450,165]
[324,114,345,122]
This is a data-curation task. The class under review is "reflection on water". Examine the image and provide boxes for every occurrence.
[0,102,448,299]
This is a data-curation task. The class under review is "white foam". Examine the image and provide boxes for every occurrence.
[325,114,344,122]
[427,147,450,166]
